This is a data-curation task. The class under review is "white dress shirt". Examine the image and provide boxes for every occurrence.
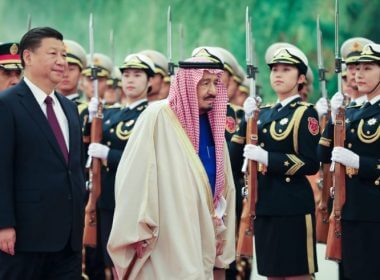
[24,77,70,151]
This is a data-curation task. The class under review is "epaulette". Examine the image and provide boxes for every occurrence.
[230,103,244,112]
[77,102,88,115]
[104,103,122,109]
[259,103,272,109]
[346,104,361,109]
[296,101,313,107]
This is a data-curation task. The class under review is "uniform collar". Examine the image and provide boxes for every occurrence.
[368,95,380,105]
[127,98,147,110]
[277,94,301,109]
[353,95,367,105]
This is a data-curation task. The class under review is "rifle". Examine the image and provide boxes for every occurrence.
[83,13,103,248]
[326,0,346,262]
[236,7,259,259]
[315,15,332,243]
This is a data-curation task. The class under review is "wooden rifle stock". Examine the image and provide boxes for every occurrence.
[83,104,103,247]
[326,107,346,261]
[316,113,332,243]
[236,109,259,258]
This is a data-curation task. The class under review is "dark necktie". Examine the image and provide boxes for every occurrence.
[348,101,357,107]
[45,96,69,163]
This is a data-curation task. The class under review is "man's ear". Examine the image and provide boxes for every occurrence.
[23,49,32,66]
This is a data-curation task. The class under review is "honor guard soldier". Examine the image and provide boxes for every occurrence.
[80,53,113,139]
[56,39,87,105]
[139,49,169,102]
[315,38,374,127]
[318,43,380,280]
[0,42,22,91]
[341,37,373,106]
[87,53,154,279]
[234,46,320,279]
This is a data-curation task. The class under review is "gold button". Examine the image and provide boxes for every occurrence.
[107,141,111,146]
[263,128,267,133]
[110,128,115,133]
[279,129,283,133]
[351,128,355,133]
[260,143,265,147]
[348,143,352,148]
[106,167,110,172]
[285,177,291,183]
[375,180,379,186]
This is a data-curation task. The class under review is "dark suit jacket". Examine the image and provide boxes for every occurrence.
[0,80,86,252]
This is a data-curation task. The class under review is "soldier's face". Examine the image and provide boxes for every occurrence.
[104,85,121,105]
[23,38,67,89]
[270,64,305,96]
[122,69,149,101]
[56,63,82,95]
[158,81,170,100]
[347,64,358,90]
[82,76,107,99]
[227,78,239,101]
[197,71,218,115]
[355,62,380,96]
[221,70,230,88]
[0,68,22,91]
[147,73,164,101]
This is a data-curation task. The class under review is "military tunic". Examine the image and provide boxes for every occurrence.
[318,99,380,280]
[231,96,320,276]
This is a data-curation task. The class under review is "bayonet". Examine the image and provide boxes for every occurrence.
[167,6,175,76]
[179,23,184,61]
[27,14,32,31]
[334,0,342,94]
[317,15,328,99]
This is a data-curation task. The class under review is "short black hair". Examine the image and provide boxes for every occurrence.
[19,27,63,67]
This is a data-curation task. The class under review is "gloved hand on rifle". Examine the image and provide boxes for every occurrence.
[88,143,110,160]
[243,96,261,121]
[330,92,344,123]
[315,97,329,120]
[331,146,359,169]
[88,97,99,123]
[243,144,268,166]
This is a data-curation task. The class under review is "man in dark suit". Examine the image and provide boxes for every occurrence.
[0,27,86,279]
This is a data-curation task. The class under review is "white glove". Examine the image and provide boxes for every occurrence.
[330,92,344,123]
[243,144,268,166]
[331,147,359,169]
[88,143,110,160]
[315,97,329,119]
[243,96,261,121]
[88,97,99,123]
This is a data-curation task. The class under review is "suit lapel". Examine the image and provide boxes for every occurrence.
[17,81,67,165]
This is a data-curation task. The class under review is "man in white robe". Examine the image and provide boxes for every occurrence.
[107,48,236,279]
